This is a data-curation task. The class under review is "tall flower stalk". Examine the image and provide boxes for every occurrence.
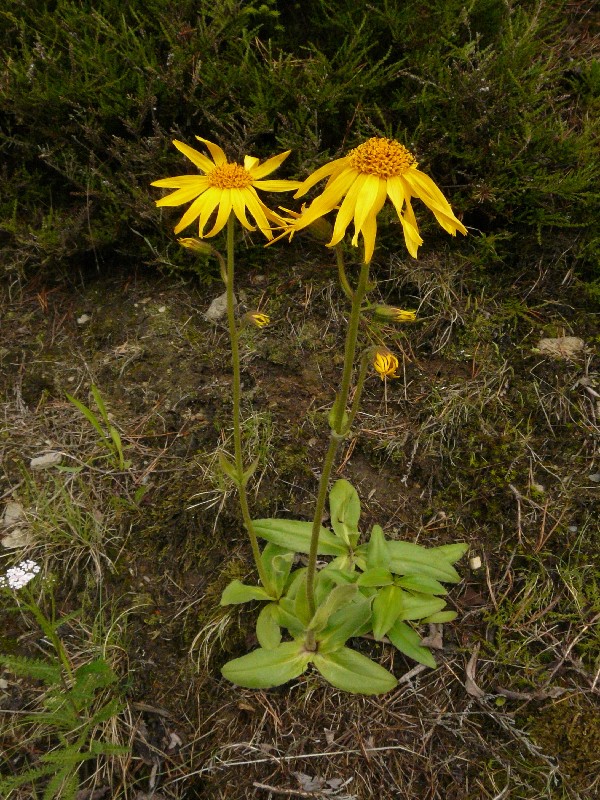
[223,215,272,591]
[152,137,298,594]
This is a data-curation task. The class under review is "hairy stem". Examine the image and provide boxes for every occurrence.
[305,260,371,617]
[225,215,272,592]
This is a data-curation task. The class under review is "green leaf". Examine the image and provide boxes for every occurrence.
[432,543,469,563]
[421,610,458,623]
[221,642,310,689]
[328,479,361,547]
[366,524,390,570]
[396,575,448,595]
[318,597,372,652]
[220,580,272,605]
[253,518,346,556]
[274,601,306,638]
[66,392,106,440]
[313,647,397,694]
[0,655,61,685]
[387,621,437,668]
[217,452,241,484]
[308,584,358,633]
[256,603,282,650]
[91,383,109,425]
[261,543,294,597]
[398,592,447,621]
[357,567,393,587]
[242,456,259,486]
[372,585,404,639]
[294,573,311,626]
[387,541,461,583]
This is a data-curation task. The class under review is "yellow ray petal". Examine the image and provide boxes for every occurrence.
[403,173,467,235]
[400,198,423,258]
[173,193,209,235]
[173,140,214,172]
[351,174,384,244]
[151,175,209,188]
[294,156,349,198]
[405,168,452,211]
[204,190,232,237]
[156,183,209,207]
[244,155,260,171]
[248,150,291,180]
[360,213,379,264]
[253,179,301,192]
[195,136,227,165]
[231,189,256,232]
[386,175,406,221]
[297,168,359,233]
[197,188,226,236]
[242,188,273,239]
[352,179,387,255]
[328,173,368,246]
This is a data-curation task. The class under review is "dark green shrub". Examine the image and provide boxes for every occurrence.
[0,0,597,285]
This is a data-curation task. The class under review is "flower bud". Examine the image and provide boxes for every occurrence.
[373,305,417,323]
[372,347,399,380]
[243,311,270,329]
[177,237,213,254]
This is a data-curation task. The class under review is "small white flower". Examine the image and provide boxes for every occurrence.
[0,560,41,590]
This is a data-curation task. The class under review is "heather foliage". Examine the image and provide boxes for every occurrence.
[1,0,598,287]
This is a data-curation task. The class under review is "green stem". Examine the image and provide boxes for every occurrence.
[344,349,370,433]
[225,215,272,592]
[335,244,354,302]
[305,260,371,618]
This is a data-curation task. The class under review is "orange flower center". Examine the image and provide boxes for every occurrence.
[348,137,416,179]
[207,162,254,189]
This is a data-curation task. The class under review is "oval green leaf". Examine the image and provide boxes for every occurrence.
[253,519,346,556]
[313,647,397,695]
[221,642,311,689]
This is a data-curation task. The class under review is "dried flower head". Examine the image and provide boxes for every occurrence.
[243,311,270,329]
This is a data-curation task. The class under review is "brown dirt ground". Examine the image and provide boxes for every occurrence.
[1,244,599,799]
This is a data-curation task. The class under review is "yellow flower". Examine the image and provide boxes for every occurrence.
[151,137,298,240]
[373,306,417,323]
[292,137,467,261]
[243,311,270,329]
[373,347,399,380]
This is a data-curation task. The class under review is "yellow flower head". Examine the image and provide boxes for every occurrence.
[243,311,270,329]
[373,347,400,380]
[373,305,417,323]
[151,137,298,240]
[291,136,467,261]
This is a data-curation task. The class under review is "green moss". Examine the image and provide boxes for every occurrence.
[525,697,600,791]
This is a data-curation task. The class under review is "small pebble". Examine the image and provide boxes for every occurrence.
[30,452,62,470]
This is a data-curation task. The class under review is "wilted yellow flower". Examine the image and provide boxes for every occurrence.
[243,311,270,329]
[151,137,298,240]
[373,306,417,323]
[373,347,399,380]
[291,137,467,261]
